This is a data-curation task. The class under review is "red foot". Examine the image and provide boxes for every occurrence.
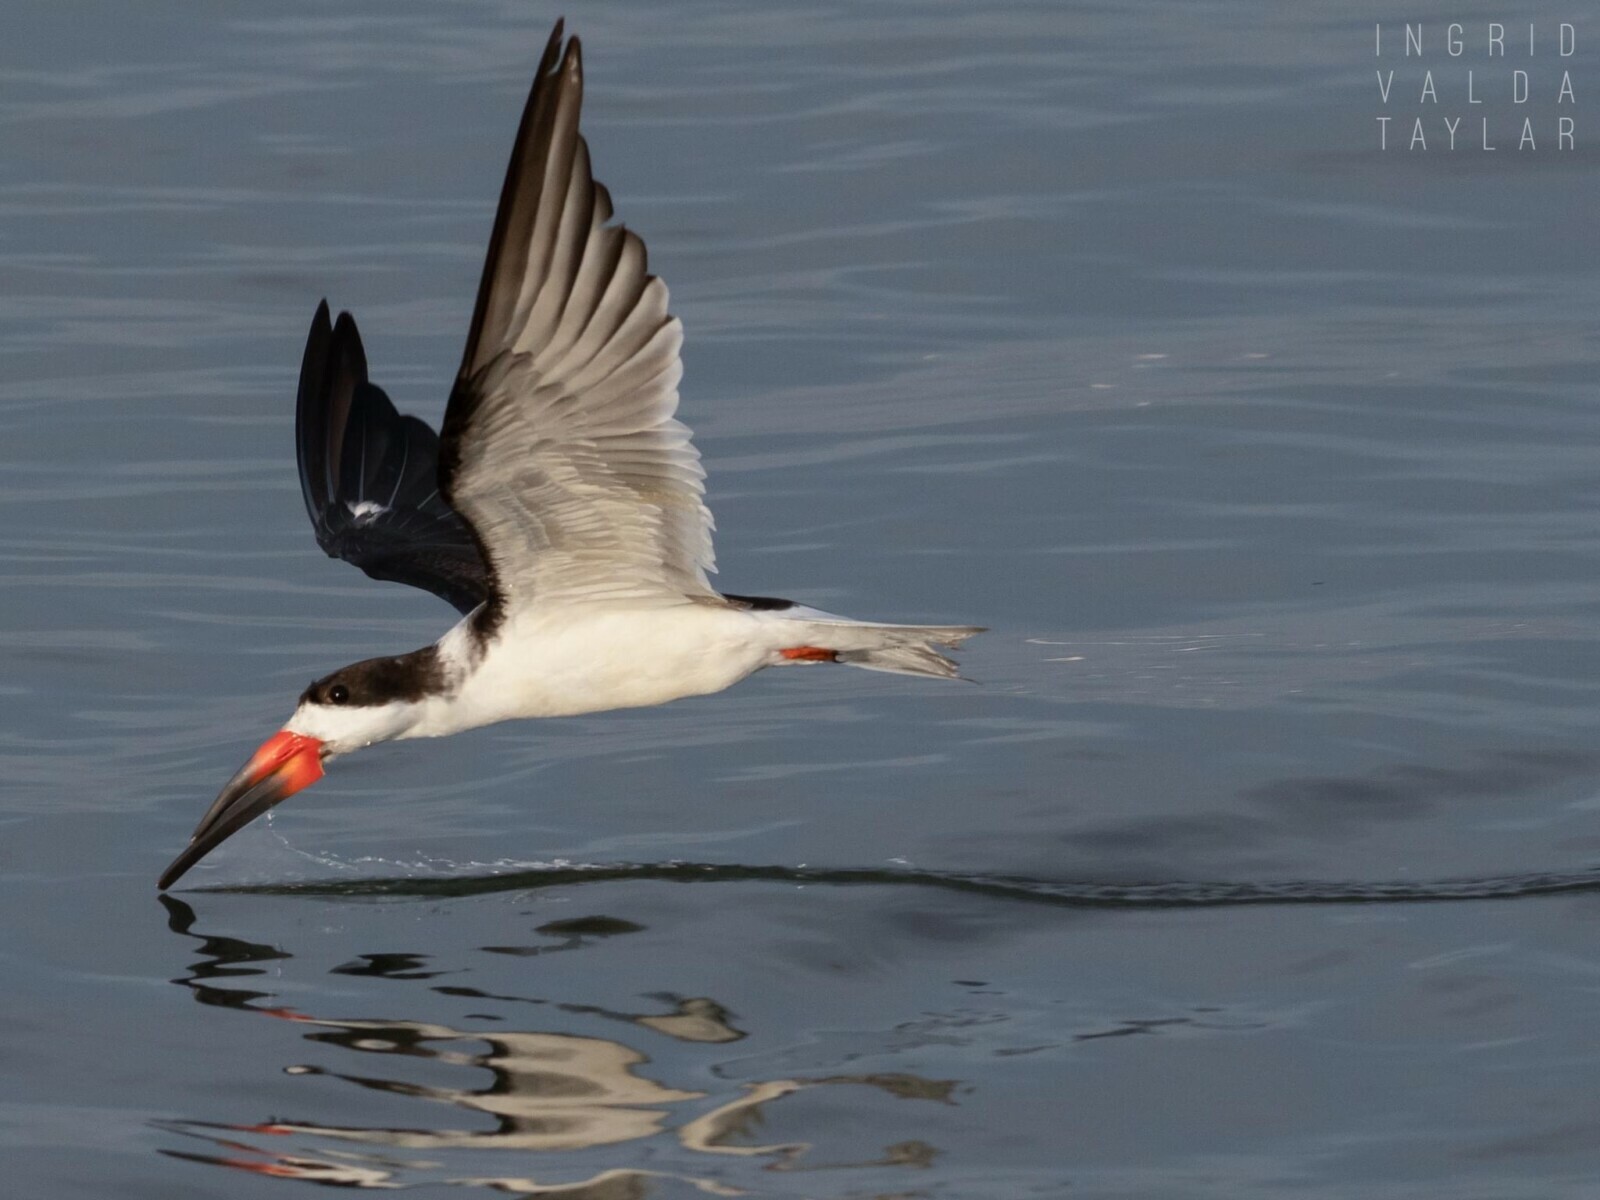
[780,646,838,662]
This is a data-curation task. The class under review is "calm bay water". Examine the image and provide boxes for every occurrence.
[6,1,1600,1195]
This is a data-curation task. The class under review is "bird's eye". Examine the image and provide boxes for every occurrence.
[328,684,350,705]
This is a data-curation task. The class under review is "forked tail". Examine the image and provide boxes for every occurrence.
[769,605,984,679]
[834,622,984,679]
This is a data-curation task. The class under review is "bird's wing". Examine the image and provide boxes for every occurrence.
[438,22,717,623]
[296,300,493,615]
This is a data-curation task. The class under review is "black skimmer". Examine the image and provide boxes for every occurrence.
[157,21,982,890]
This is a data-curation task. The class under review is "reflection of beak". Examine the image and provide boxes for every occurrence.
[158,731,326,890]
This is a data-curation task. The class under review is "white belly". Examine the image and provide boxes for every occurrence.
[408,604,770,737]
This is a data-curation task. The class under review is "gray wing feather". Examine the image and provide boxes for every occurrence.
[440,26,715,617]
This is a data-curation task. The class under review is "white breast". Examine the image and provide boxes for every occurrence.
[404,603,770,738]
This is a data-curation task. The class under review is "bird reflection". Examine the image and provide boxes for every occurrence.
[159,897,954,1195]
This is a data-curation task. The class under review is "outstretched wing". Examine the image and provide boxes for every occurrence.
[438,22,718,624]
[296,300,491,614]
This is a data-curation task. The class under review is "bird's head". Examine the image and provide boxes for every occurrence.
[158,648,444,889]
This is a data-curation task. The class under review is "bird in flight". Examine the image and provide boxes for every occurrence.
[158,21,981,890]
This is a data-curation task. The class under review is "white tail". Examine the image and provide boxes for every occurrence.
[769,606,984,679]
[834,624,984,678]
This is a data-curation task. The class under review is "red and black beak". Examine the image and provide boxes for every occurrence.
[158,731,326,890]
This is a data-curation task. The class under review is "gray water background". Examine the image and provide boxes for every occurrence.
[5,1,1600,1195]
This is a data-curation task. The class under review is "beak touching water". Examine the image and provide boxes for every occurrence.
[158,730,326,890]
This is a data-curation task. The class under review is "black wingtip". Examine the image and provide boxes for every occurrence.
[540,19,580,86]
[540,19,566,76]
[328,311,371,397]
[295,302,335,502]
[458,17,588,384]
[297,305,371,526]
[306,300,332,353]
[329,308,355,336]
